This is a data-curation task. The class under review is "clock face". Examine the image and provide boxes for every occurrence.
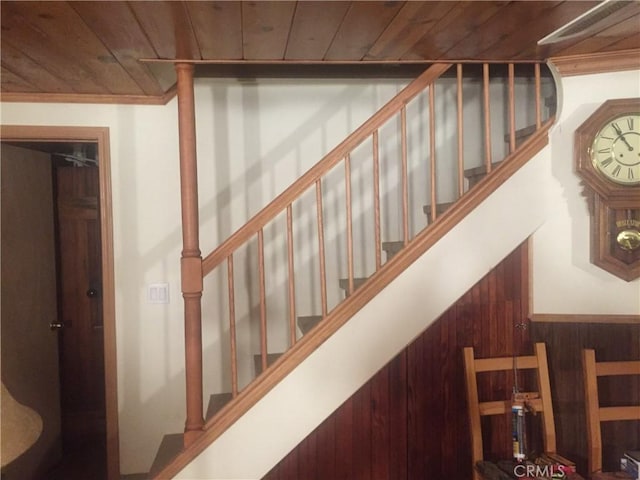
[589,113,640,185]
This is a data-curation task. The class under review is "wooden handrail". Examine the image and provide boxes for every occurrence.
[201,63,452,276]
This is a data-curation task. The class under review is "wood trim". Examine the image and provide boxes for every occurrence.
[550,49,640,77]
[474,355,538,372]
[0,85,177,105]
[596,360,640,377]
[582,348,602,474]
[201,63,453,276]
[479,398,544,416]
[0,125,119,480]
[151,115,554,480]
[462,347,483,480]
[531,313,640,324]
[599,405,640,422]
[535,342,557,453]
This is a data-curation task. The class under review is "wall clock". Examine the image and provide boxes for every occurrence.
[574,97,640,282]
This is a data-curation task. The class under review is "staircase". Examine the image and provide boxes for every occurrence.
[150,61,556,479]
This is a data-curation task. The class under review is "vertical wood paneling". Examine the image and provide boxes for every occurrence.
[370,363,390,478]
[334,398,354,477]
[531,321,640,474]
[352,383,372,478]
[263,243,637,479]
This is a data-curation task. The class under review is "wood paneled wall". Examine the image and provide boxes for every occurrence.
[264,242,533,480]
[531,321,640,474]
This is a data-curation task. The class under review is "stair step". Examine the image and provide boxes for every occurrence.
[422,201,454,220]
[297,315,322,335]
[338,277,368,296]
[504,124,537,146]
[464,161,503,188]
[382,240,404,261]
[149,433,183,478]
[205,392,233,420]
[253,352,282,376]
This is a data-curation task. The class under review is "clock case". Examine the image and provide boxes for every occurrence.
[574,97,640,282]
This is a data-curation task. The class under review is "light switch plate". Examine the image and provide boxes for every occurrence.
[148,283,170,304]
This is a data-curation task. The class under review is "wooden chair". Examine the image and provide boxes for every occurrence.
[582,348,640,477]
[463,343,557,480]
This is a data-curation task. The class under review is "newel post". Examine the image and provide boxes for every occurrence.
[175,62,204,446]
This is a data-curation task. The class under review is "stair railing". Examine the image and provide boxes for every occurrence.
[174,61,554,451]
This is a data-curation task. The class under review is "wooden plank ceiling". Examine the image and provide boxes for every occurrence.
[1,1,639,101]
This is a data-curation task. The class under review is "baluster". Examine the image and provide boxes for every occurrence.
[535,63,542,129]
[509,63,516,153]
[258,229,267,373]
[227,255,238,397]
[483,63,492,174]
[373,131,381,271]
[429,83,437,222]
[345,154,354,295]
[286,204,296,346]
[175,63,204,446]
[457,63,464,197]
[401,106,409,246]
[316,180,328,317]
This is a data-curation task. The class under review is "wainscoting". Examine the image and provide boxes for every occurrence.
[531,320,640,474]
[264,241,532,479]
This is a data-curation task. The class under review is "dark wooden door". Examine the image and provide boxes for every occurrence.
[54,165,105,444]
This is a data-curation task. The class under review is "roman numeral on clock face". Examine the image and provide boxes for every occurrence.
[611,122,623,135]
[600,157,613,168]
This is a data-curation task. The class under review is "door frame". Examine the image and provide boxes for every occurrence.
[0,125,119,480]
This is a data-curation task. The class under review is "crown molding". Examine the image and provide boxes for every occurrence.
[0,84,177,106]
[550,49,640,77]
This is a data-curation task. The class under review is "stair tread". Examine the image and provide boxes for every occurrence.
[298,315,322,335]
[206,392,233,420]
[149,433,183,477]
[422,201,454,216]
[338,277,368,297]
[463,161,503,178]
[382,240,404,261]
[253,352,282,375]
[503,124,537,143]
[338,277,368,289]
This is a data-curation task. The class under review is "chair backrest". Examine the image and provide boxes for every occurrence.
[582,348,640,475]
[463,342,557,480]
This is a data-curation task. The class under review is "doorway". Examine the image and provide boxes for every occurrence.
[0,126,118,480]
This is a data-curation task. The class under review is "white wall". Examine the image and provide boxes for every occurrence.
[531,68,640,315]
